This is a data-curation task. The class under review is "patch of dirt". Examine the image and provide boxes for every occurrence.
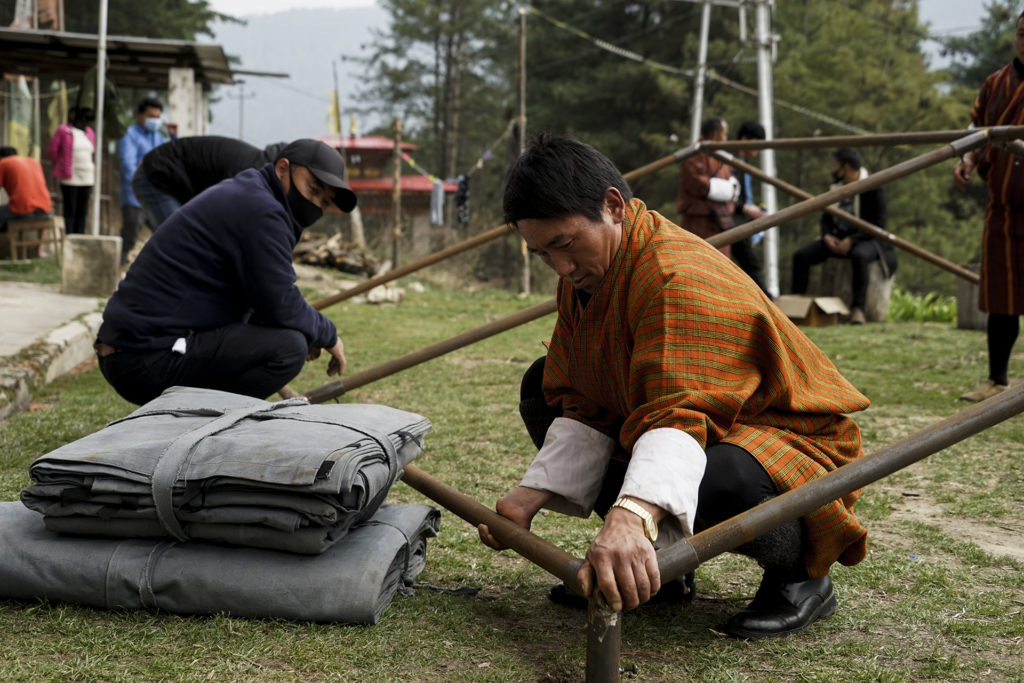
[882,487,1024,562]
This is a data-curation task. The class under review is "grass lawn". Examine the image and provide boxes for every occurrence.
[1,274,1022,681]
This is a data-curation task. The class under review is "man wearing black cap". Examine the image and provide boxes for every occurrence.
[94,138,358,405]
[790,147,897,324]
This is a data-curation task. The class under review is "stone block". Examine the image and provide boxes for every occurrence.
[814,258,894,322]
[62,234,121,297]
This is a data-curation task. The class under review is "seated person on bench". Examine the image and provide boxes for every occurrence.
[790,147,897,325]
[0,146,52,235]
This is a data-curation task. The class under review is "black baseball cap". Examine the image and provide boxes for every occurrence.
[276,138,358,212]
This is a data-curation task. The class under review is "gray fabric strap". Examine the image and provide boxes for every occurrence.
[150,398,309,542]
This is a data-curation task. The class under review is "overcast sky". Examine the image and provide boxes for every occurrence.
[208,0,989,30]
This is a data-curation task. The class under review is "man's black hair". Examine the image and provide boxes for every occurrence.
[700,117,726,139]
[502,133,633,226]
[0,146,17,158]
[737,120,766,140]
[137,96,164,114]
[832,147,862,170]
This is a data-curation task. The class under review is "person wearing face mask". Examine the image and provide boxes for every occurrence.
[118,97,176,264]
[93,138,357,406]
[790,147,897,325]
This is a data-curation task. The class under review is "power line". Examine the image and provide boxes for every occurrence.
[523,4,869,134]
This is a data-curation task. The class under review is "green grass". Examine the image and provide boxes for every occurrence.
[0,255,62,284]
[1,274,1022,681]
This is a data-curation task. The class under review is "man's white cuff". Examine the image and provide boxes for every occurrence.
[619,428,706,544]
[520,417,615,518]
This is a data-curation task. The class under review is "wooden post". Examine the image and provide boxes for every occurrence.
[392,117,402,269]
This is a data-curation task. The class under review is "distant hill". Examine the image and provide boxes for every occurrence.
[207,7,388,148]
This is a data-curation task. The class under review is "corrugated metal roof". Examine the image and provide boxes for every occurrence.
[0,27,280,89]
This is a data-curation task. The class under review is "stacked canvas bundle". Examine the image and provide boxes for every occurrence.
[4,386,441,623]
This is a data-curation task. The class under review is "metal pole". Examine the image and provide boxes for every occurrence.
[400,464,585,591]
[303,299,557,403]
[701,128,980,153]
[690,1,711,143]
[657,382,1024,583]
[712,150,981,284]
[89,0,108,237]
[518,5,531,296]
[755,0,780,297]
[307,147,704,312]
[706,129,1000,247]
[394,384,1024,681]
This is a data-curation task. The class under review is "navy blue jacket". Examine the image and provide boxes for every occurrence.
[99,164,337,351]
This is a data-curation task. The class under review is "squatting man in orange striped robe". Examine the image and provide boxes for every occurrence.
[479,133,871,639]
[953,10,1024,403]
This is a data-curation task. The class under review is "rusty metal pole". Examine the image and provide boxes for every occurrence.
[657,382,1024,583]
[394,385,1024,681]
[303,299,557,403]
[400,464,585,591]
[306,148,702,313]
[706,129,996,247]
[711,150,981,284]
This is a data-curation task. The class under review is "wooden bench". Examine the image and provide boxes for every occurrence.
[4,215,64,263]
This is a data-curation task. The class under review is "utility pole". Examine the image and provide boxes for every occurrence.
[755,0,780,298]
[227,81,255,141]
[518,5,530,296]
[690,0,711,142]
[89,0,108,237]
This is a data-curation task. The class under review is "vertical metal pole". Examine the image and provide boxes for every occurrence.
[755,0,780,297]
[392,116,402,269]
[689,0,711,143]
[586,598,621,683]
[518,5,531,296]
[89,0,108,237]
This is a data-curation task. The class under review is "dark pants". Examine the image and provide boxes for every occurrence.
[518,357,803,574]
[0,206,49,234]
[98,324,309,406]
[60,184,92,235]
[988,313,1020,385]
[731,236,769,296]
[791,238,895,310]
[120,204,146,264]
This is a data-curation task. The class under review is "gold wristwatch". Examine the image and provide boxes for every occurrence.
[611,497,658,543]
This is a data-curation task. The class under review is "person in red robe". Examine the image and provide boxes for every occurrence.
[479,133,870,640]
[953,10,1024,402]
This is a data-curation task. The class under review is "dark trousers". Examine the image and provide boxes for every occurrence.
[60,184,92,235]
[988,313,1020,385]
[731,236,769,295]
[517,357,799,562]
[791,238,892,310]
[120,204,146,265]
[98,324,309,406]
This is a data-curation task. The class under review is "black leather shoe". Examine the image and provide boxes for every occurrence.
[548,572,696,610]
[723,574,837,639]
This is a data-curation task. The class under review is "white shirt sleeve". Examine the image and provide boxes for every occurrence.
[618,428,706,545]
[520,417,615,518]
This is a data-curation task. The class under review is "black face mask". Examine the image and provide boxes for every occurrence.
[286,169,324,228]
[831,170,844,183]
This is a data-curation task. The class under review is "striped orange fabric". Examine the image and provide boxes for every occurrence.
[971,62,1024,315]
[543,199,870,578]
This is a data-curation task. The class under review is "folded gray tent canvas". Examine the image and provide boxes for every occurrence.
[0,501,440,623]
[21,386,432,554]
